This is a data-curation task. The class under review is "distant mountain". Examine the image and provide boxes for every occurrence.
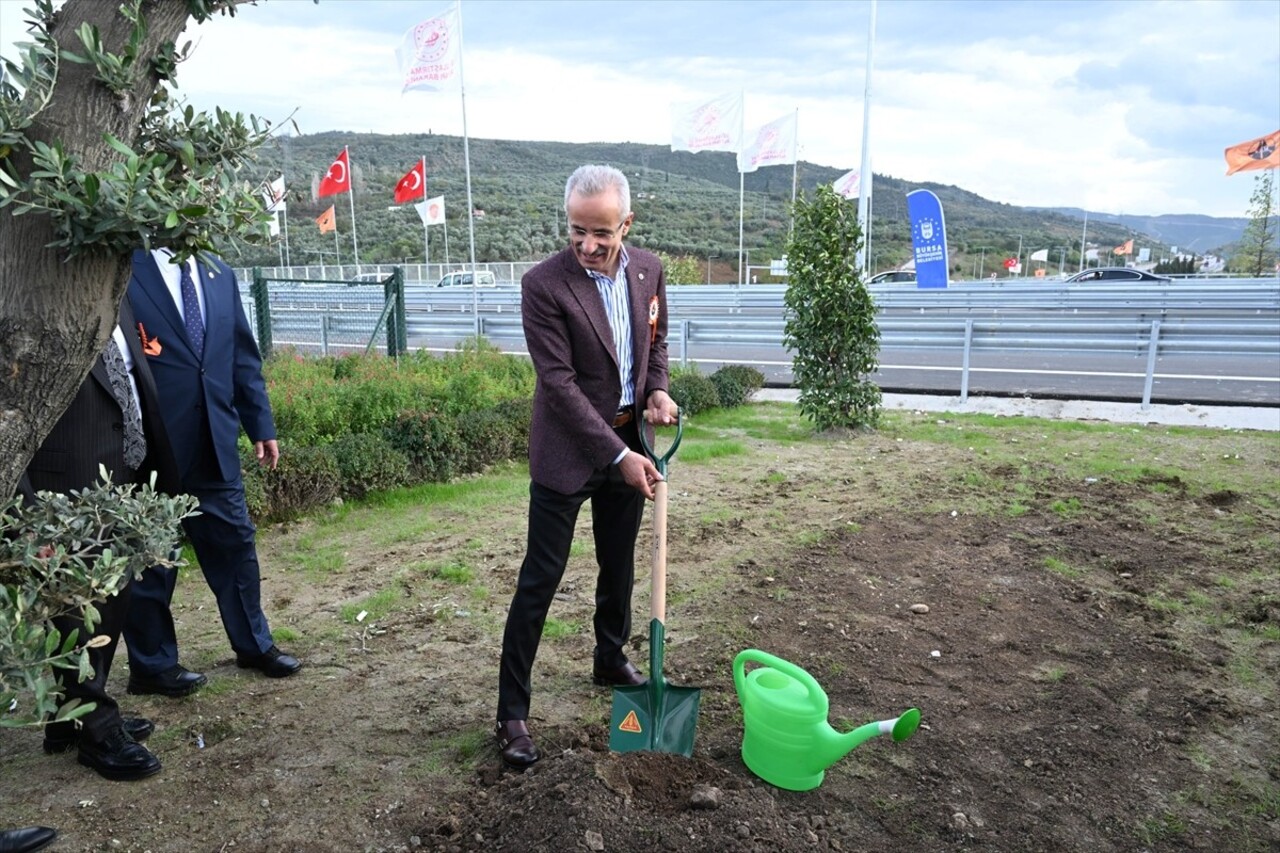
[1030,208,1247,255]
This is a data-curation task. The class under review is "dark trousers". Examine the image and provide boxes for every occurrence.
[124,479,274,674]
[48,581,132,744]
[497,439,646,722]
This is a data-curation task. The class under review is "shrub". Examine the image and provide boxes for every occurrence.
[331,433,412,499]
[455,407,520,474]
[709,371,746,409]
[491,397,533,452]
[713,364,765,396]
[259,444,342,522]
[387,411,464,482]
[669,369,720,416]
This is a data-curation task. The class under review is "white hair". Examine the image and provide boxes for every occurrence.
[564,165,631,217]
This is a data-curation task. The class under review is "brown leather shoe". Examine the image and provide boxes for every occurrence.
[591,660,647,687]
[494,720,539,769]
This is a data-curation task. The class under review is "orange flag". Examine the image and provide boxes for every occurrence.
[316,205,336,233]
[1113,239,1133,256]
[1224,130,1280,175]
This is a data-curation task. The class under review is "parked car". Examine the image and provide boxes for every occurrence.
[1064,267,1171,284]
[436,270,497,288]
[868,270,916,284]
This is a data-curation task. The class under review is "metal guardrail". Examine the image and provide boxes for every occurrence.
[243,275,1280,408]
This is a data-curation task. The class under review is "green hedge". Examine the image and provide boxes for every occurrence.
[241,352,755,522]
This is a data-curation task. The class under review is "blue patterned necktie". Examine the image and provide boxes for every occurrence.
[102,338,147,470]
[180,259,204,355]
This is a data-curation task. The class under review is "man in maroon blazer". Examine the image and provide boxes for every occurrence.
[495,165,679,768]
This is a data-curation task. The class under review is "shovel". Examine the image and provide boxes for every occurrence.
[609,410,701,755]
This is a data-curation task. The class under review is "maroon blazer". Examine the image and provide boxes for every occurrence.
[521,246,669,495]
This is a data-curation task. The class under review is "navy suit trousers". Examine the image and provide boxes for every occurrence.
[125,479,274,673]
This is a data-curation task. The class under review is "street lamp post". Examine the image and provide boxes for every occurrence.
[975,246,994,279]
[1055,246,1070,278]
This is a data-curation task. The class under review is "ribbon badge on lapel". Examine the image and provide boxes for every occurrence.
[137,322,162,356]
[648,295,659,344]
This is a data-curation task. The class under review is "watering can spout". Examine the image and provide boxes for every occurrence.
[824,708,922,766]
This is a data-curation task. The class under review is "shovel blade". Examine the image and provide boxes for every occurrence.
[608,619,700,755]
[609,679,701,756]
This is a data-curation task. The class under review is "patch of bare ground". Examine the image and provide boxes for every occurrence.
[3,412,1277,853]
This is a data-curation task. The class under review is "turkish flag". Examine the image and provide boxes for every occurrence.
[394,160,426,204]
[1003,257,1017,269]
[318,148,350,197]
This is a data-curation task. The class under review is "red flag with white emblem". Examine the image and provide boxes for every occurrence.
[318,148,350,197]
[394,160,426,204]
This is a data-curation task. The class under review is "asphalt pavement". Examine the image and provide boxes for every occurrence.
[754,389,1280,432]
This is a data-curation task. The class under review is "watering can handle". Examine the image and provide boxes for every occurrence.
[732,649,829,712]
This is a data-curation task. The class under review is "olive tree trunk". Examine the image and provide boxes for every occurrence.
[0,0,199,497]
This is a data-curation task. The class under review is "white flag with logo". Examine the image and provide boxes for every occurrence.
[262,176,286,212]
[397,5,461,93]
[671,91,743,153]
[833,168,860,199]
[1029,249,1049,263]
[266,209,281,237]
[737,112,797,173]
[416,195,446,226]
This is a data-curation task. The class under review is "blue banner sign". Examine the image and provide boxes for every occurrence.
[906,189,949,289]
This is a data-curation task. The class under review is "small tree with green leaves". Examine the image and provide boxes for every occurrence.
[657,251,702,285]
[1232,170,1278,276]
[783,184,881,430]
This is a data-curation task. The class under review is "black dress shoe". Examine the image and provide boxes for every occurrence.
[0,825,57,853]
[235,645,301,678]
[77,726,161,781]
[127,664,207,697]
[495,720,539,768]
[43,716,154,754]
[592,660,647,687]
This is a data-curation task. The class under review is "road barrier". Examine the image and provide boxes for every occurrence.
[242,272,1280,408]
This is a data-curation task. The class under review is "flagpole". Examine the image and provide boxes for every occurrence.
[855,0,877,276]
[456,1,480,331]
[1079,210,1088,272]
[738,171,745,285]
[421,155,430,271]
[281,136,293,267]
[343,145,360,270]
[790,107,799,239]
[334,222,342,267]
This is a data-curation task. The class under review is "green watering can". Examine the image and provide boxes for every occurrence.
[733,649,921,792]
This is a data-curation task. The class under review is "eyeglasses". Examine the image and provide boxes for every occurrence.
[569,221,627,241]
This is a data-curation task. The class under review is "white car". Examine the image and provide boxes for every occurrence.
[867,270,916,284]
[436,271,497,288]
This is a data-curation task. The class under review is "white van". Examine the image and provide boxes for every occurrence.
[435,271,496,288]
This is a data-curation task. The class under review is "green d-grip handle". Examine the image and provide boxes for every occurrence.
[637,407,683,477]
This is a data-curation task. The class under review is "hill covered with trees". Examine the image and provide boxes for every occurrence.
[221,131,1171,281]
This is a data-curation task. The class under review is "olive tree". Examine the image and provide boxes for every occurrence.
[0,0,273,721]
[782,184,882,430]
[0,0,272,498]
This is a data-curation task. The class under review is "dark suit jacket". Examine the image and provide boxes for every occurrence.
[126,249,275,485]
[20,299,180,500]
[520,246,669,495]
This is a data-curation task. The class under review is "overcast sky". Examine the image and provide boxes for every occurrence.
[3,0,1278,217]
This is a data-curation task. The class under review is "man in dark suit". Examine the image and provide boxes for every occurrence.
[122,248,300,695]
[19,300,181,780]
[495,165,679,768]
